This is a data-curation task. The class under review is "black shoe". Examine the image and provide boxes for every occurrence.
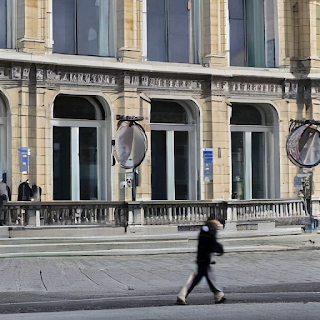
[176,296,188,305]
[215,296,226,304]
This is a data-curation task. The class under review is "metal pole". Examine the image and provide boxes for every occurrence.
[132,167,136,201]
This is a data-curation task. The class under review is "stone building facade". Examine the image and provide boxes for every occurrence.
[0,0,319,202]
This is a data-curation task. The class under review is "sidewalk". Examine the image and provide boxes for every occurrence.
[0,233,319,304]
[0,230,319,313]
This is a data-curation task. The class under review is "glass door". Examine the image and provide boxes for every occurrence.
[231,132,245,199]
[231,131,265,199]
[151,130,189,200]
[53,126,98,200]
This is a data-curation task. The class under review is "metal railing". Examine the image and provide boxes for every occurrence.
[3,198,308,227]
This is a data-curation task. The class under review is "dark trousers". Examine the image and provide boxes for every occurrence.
[186,264,222,297]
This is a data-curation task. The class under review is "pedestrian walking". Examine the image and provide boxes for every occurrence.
[177,218,225,305]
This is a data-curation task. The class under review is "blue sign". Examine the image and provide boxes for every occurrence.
[203,148,213,182]
[18,147,30,174]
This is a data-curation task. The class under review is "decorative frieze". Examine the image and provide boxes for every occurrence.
[0,65,315,103]
[211,79,284,98]
[22,68,30,80]
[45,69,117,86]
[0,66,30,80]
[123,75,202,91]
[0,68,6,78]
[11,67,22,80]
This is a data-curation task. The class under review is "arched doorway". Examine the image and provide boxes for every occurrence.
[230,103,279,199]
[52,95,108,200]
[150,100,199,200]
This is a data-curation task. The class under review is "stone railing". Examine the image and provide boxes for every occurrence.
[3,198,308,227]
[227,199,307,222]
[137,200,227,225]
[4,201,128,227]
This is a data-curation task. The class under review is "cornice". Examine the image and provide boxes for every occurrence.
[0,50,296,80]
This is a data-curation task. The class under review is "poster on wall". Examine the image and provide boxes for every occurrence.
[18,147,30,174]
[203,148,213,182]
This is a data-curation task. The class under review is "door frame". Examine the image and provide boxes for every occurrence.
[52,119,106,200]
[151,123,196,200]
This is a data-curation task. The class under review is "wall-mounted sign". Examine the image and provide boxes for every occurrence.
[203,148,213,182]
[18,147,30,174]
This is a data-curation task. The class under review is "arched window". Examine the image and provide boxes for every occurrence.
[231,104,262,125]
[52,95,108,200]
[150,100,198,200]
[151,101,188,124]
[230,103,279,199]
[54,96,105,120]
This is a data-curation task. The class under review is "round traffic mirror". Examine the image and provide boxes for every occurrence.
[286,124,320,168]
[113,121,148,169]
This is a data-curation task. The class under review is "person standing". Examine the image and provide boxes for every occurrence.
[177,219,225,305]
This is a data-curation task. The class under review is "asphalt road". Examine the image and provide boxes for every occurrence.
[0,302,319,320]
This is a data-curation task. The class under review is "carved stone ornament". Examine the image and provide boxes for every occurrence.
[45,69,117,86]
[22,68,30,80]
[0,68,6,78]
[36,69,44,81]
[11,67,21,79]
[211,79,284,98]
[127,75,202,91]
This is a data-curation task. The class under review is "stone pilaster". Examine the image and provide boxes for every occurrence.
[202,0,228,67]
[117,0,143,62]
[17,0,46,54]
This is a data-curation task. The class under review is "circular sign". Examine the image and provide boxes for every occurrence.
[113,121,148,169]
[286,124,320,168]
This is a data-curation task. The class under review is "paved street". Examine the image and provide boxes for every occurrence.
[0,249,319,297]
[0,242,318,312]
[0,232,318,316]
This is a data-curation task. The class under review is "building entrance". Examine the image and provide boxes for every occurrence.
[52,95,107,200]
[150,100,198,200]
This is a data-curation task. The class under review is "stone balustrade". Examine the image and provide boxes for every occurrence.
[2,199,309,228]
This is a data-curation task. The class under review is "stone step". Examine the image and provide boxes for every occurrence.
[0,238,194,254]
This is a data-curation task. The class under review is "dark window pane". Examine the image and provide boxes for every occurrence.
[229,0,244,20]
[0,0,7,48]
[52,0,76,54]
[147,0,166,61]
[265,0,275,67]
[231,132,245,200]
[252,132,265,199]
[53,127,71,200]
[192,0,201,64]
[168,0,189,63]
[231,104,262,125]
[79,128,98,200]
[174,131,189,200]
[78,0,99,55]
[229,19,246,66]
[229,0,245,66]
[246,0,265,67]
[151,131,167,200]
[151,101,188,124]
[54,96,98,120]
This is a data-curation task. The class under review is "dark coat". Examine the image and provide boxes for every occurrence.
[18,181,33,201]
[196,226,224,266]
